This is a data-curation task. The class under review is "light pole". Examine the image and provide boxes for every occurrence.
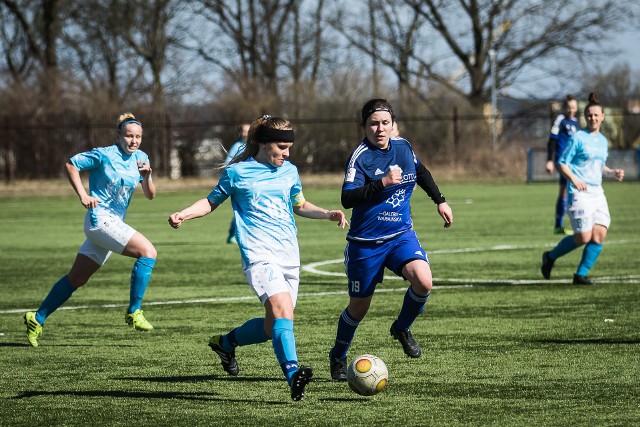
[488,48,497,153]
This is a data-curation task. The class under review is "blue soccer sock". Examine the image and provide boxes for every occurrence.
[555,194,568,228]
[396,287,430,331]
[35,276,77,325]
[272,318,298,385]
[549,236,579,261]
[330,308,361,360]
[128,257,156,313]
[576,241,603,276]
[222,318,269,351]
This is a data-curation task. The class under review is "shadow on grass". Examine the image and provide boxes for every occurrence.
[12,389,288,404]
[0,342,137,347]
[532,338,640,345]
[116,375,281,383]
[320,397,370,402]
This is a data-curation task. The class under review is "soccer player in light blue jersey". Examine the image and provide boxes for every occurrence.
[24,113,158,347]
[541,93,624,285]
[223,123,249,244]
[545,95,579,235]
[168,115,348,401]
[328,99,453,382]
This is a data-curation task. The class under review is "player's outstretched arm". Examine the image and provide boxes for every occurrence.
[293,201,349,229]
[168,198,218,229]
[437,202,453,228]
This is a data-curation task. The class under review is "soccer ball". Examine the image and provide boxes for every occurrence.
[347,354,389,396]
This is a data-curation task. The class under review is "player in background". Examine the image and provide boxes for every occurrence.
[24,113,158,347]
[168,115,348,401]
[224,123,250,244]
[541,93,624,285]
[545,95,579,235]
[328,98,453,381]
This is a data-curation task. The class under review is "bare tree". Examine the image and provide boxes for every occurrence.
[190,0,305,102]
[333,0,636,108]
[0,0,65,109]
[62,0,147,110]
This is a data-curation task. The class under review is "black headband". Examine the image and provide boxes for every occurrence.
[363,107,393,123]
[254,127,295,143]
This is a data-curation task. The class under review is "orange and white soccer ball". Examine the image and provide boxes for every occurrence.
[347,354,389,396]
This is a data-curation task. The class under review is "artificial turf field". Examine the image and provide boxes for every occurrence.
[1,181,639,426]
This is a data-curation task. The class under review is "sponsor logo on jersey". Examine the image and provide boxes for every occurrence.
[375,168,384,175]
[386,188,406,208]
[345,167,356,182]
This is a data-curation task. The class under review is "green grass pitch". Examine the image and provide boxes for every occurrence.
[1,181,639,426]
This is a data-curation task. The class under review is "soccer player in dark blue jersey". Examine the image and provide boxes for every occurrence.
[545,95,579,235]
[329,99,453,381]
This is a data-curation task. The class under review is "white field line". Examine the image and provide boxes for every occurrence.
[2,239,637,315]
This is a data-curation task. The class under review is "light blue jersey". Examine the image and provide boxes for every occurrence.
[70,145,148,225]
[225,141,246,164]
[558,129,608,194]
[208,158,305,267]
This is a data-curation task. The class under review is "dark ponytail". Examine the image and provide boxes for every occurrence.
[584,92,603,114]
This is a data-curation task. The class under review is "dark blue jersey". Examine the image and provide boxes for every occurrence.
[343,137,421,242]
[549,114,579,161]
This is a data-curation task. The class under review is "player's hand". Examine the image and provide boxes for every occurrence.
[168,212,186,229]
[138,161,152,179]
[613,169,624,181]
[381,169,402,187]
[437,202,453,228]
[328,210,349,229]
[545,160,554,175]
[80,194,101,209]
[572,178,587,191]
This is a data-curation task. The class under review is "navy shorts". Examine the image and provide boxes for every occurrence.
[344,229,429,298]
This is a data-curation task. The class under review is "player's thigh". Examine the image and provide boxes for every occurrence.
[67,253,102,286]
[84,214,136,258]
[344,241,387,298]
[401,259,433,294]
[569,190,609,234]
[245,261,298,308]
[122,232,157,259]
[385,231,429,275]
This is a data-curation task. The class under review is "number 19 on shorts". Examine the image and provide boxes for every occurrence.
[350,280,360,293]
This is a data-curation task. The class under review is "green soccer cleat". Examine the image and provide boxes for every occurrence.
[553,226,573,236]
[24,311,42,348]
[125,309,153,331]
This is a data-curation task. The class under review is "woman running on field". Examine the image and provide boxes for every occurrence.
[168,115,348,401]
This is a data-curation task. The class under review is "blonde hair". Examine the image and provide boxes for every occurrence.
[224,115,293,167]
[116,112,142,135]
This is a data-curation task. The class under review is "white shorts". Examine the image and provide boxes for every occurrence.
[78,213,137,265]
[568,186,611,233]
[244,261,300,308]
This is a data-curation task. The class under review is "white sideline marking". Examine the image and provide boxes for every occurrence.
[2,240,637,315]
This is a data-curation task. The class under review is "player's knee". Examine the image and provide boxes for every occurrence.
[136,243,157,259]
[413,280,432,295]
[67,273,89,288]
[347,302,369,320]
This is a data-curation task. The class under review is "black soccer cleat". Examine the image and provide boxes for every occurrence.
[541,251,555,280]
[572,274,593,285]
[329,350,347,382]
[208,335,240,376]
[390,321,421,358]
[290,366,313,401]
